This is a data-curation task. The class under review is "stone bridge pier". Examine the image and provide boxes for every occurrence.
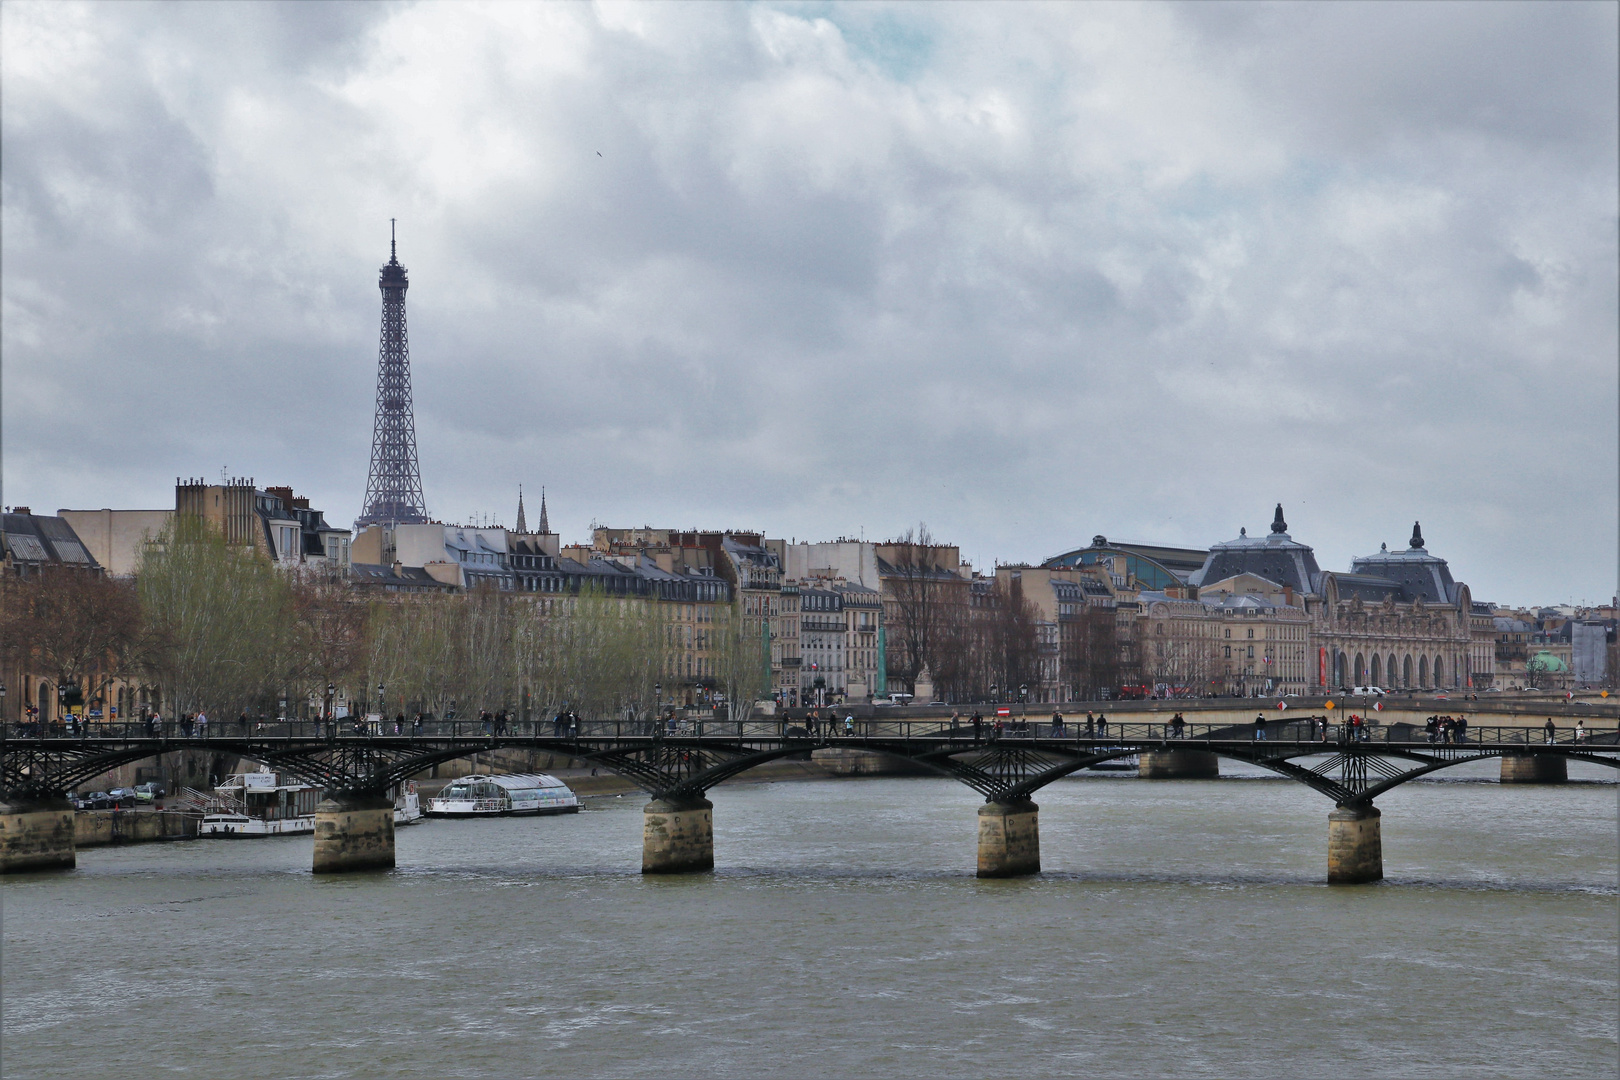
[1327,804,1382,884]
[312,794,396,873]
[977,799,1040,878]
[1500,754,1567,783]
[642,796,715,873]
[0,798,77,873]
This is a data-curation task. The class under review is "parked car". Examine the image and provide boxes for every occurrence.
[133,782,165,803]
[107,788,139,807]
[79,791,114,811]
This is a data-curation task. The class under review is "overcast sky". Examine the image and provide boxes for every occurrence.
[3,1,1615,607]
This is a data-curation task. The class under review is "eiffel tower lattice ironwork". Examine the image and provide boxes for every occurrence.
[356,220,428,529]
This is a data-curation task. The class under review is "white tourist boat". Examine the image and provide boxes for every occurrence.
[395,781,423,826]
[198,768,321,837]
[426,773,580,817]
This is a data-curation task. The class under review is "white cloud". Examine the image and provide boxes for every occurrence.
[2,0,1614,606]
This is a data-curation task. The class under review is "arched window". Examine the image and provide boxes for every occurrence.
[1354,653,1365,683]
[39,680,52,721]
[1370,655,1381,685]
[1403,655,1413,687]
[1433,656,1444,687]
[1418,656,1429,686]
[1387,655,1398,688]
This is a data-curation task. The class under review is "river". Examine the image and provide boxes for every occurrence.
[3,762,1616,1078]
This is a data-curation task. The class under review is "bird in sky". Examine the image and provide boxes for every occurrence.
[596,151,602,157]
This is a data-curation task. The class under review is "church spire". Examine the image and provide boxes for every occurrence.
[538,487,550,534]
[515,485,527,534]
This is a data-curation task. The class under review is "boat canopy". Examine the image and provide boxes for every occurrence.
[439,773,569,799]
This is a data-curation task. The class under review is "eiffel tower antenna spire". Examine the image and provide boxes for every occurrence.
[356,222,428,530]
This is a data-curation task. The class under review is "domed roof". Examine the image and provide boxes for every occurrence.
[1527,651,1569,673]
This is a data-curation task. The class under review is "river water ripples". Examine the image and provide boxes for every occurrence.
[4,763,1615,1078]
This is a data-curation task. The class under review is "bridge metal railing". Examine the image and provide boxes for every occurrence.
[4,716,1616,750]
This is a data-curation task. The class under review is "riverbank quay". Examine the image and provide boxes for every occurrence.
[75,808,199,847]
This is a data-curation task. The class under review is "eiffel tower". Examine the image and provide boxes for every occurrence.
[356,221,428,529]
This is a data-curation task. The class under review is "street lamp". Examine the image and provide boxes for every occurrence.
[326,682,335,724]
[377,682,386,718]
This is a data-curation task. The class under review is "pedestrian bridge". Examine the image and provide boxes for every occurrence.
[3,716,1616,881]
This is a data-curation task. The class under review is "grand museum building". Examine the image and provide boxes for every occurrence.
[1189,507,1490,691]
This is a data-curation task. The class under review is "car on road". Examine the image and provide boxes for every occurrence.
[107,788,139,807]
[133,782,165,803]
[78,791,114,811]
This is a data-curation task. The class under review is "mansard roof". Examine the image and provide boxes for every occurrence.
[1348,523,1459,604]
[1189,508,1321,596]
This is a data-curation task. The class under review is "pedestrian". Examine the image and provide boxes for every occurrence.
[993,716,1005,740]
[1254,714,1267,741]
[1425,716,1439,743]
[1575,718,1586,743]
[972,712,983,743]
[237,711,248,735]
[413,713,423,736]
[1544,717,1556,744]
[1171,713,1185,739]
[844,713,855,737]
[1085,711,1095,737]
[1455,715,1468,743]
[1051,710,1065,737]
[569,711,579,738]
[1096,712,1109,738]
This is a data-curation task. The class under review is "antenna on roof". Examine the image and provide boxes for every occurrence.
[390,218,396,262]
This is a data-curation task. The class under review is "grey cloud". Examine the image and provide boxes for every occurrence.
[2,1,1614,606]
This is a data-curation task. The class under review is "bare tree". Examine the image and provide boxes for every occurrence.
[712,605,770,720]
[0,566,142,716]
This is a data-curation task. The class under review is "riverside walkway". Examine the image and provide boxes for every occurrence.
[4,712,1616,880]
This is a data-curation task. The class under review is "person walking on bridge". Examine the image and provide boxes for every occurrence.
[1085,711,1095,737]
[1544,717,1556,744]
[1096,712,1109,739]
[1253,714,1267,741]
[1575,718,1586,743]
[1171,713,1185,739]
[1051,710,1065,737]
[972,711,983,743]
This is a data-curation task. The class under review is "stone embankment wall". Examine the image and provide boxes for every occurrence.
[76,810,199,847]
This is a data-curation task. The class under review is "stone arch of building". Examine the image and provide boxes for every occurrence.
[1418,656,1429,686]
[1403,655,1413,687]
